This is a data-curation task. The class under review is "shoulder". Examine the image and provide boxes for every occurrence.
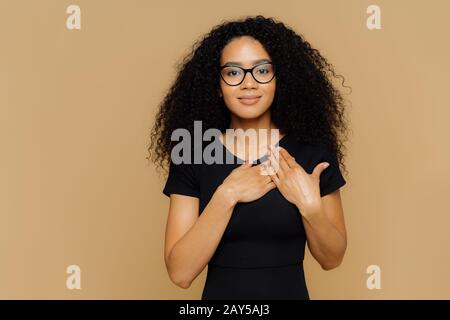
[162,142,203,198]
[282,136,339,173]
[285,138,346,197]
[283,136,329,159]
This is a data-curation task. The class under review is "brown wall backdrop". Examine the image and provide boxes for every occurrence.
[1,0,449,299]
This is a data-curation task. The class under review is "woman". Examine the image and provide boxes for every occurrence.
[148,15,350,300]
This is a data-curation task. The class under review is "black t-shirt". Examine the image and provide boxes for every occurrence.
[162,134,346,268]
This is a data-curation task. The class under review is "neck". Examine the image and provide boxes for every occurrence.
[223,110,285,161]
[229,111,273,133]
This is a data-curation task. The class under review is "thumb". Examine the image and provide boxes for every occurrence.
[312,162,329,178]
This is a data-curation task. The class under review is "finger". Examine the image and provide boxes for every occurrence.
[261,159,280,185]
[259,159,273,176]
[266,148,283,179]
[255,160,270,174]
[264,181,276,193]
[271,145,289,172]
[257,162,272,179]
[278,147,300,169]
[268,170,280,186]
[280,148,309,176]
[278,146,292,157]
[240,156,254,168]
[312,162,330,179]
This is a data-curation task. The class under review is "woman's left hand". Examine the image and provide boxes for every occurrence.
[263,145,330,218]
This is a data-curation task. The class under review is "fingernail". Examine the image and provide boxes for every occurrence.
[323,162,330,168]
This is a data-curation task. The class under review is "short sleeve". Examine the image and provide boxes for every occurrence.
[318,144,346,197]
[162,159,200,198]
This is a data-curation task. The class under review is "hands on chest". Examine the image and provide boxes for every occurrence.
[219,144,330,218]
[264,145,330,218]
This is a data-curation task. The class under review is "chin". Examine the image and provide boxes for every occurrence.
[230,103,271,119]
[232,109,267,120]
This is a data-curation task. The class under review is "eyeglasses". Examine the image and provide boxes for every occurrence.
[219,62,275,86]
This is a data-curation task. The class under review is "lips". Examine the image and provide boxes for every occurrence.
[238,95,261,105]
[238,95,261,99]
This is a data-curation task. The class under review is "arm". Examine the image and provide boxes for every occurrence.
[164,159,274,288]
[265,145,347,271]
[164,185,235,289]
[301,189,347,270]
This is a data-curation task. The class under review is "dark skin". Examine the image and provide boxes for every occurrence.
[218,36,346,270]
[164,36,346,289]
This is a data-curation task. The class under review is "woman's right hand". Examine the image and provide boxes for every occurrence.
[219,158,276,205]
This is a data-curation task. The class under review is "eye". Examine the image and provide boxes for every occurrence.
[221,67,242,78]
[255,66,270,74]
[257,68,268,74]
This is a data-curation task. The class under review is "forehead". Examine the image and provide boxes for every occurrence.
[220,36,271,66]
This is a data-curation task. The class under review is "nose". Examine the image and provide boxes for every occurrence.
[241,70,258,88]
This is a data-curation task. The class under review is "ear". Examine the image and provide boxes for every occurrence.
[217,87,222,97]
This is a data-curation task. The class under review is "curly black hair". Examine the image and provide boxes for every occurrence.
[147,15,351,177]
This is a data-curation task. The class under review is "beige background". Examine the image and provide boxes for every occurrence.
[1,0,449,299]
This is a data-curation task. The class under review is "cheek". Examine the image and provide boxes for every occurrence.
[221,85,237,102]
[265,82,276,97]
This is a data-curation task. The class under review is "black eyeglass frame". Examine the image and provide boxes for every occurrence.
[219,62,276,86]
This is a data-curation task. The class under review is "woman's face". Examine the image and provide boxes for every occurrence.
[218,36,276,120]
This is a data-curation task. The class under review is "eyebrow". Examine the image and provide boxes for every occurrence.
[222,59,271,67]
